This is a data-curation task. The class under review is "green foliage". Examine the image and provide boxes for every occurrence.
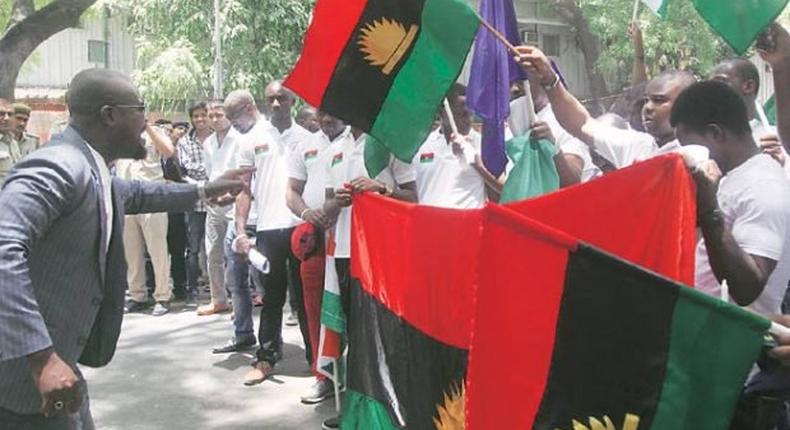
[578,0,734,90]
[117,0,312,112]
[134,40,205,113]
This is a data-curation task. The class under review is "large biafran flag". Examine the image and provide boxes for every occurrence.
[285,0,479,164]
[693,0,789,54]
[466,205,772,430]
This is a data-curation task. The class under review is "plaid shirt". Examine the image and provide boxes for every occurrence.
[176,131,209,212]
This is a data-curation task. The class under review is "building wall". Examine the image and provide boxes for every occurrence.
[16,12,135,89]
[460,0,593,98]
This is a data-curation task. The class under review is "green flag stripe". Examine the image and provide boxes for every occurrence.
[341,390,400,430]
[370,0,479,163]
[321,289,346,333]
[692,0,790,54]
[650,287,770,429]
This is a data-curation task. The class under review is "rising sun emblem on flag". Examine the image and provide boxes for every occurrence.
[357,18,419,75]
[433,381,465,430]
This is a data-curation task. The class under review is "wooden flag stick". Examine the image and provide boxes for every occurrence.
[631,0,641,23]
[443,98,460,136]
[756,100,772,127]
[473,11,521,56]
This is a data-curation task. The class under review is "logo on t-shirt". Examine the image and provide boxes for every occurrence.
[420,152,435,164]
[304,149,319,161]
[254,144,270,155]
[331,152,344,167]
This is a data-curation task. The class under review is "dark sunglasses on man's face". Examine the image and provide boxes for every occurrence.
[114,104,147,114]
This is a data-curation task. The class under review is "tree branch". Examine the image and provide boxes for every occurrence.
[0,0,97,57]
[6,0,36,31]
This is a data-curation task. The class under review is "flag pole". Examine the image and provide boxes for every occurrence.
[756,100,772,127]
[631,0,641,23]
[473,11,520,56]
[443,98,460,136]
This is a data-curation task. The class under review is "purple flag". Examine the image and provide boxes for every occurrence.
[466,0,526,177]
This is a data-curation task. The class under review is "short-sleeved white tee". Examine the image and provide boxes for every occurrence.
[695,153,790,315]
[325,131,416,258]
[587,120,661,168]
[287,131,333,211]
[236,119,300,232]
[537,106,601,182]
[412,130,486,209]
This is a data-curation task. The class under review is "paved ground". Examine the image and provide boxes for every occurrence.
[82,302,336,429]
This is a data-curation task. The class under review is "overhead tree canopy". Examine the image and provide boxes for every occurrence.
[0,0,98,99]
[116,0,312,111]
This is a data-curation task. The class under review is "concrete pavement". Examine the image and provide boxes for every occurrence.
[82,303,336,429]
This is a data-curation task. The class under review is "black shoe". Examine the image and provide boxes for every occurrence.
[185,288,199,307]
[301,379,335,405]
[322,416,340,430]
[212,337,256,354]
[125,300,149,313]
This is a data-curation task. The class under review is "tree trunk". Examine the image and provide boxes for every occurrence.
[549,0,609,114]
[0,0,97,99]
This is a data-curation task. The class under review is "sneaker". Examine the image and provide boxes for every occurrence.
[124,300,149,313]
[322,416,340,430]
[301,379,335,405]
[152,302,170,317]
[285,312,299,326]
[185,289,199,307]
[212,337,257,354]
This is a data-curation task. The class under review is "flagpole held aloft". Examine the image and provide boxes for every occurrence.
[756,99,772,127]
[443,98,460,136]
[631,0,641,23]
[473,10,520,56]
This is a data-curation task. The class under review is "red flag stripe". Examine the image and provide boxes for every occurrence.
[284,0,368,107]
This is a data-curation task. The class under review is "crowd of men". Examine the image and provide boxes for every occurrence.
[5,16,790,430]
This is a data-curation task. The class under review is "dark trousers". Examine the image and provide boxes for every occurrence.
[167,212,187,296]
[186,211,207,291]
[335,257,351,319]
[255,228,310,366]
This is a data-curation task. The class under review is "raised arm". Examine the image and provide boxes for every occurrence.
[629,22,648,87]
[759,24,790,152]
[145,124,175,158]
[514,46,598,148]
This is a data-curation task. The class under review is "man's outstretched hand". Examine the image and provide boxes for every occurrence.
[204,167,255,206]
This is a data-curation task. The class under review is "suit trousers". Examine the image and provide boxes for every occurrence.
[124,213,171,303]
[204,209,229,305]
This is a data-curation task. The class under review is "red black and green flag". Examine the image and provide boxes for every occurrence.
[284,0,479,165]
[466,204,770,430]
[345,155,768,429]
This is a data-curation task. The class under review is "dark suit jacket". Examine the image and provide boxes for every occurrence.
[0,127,200,413]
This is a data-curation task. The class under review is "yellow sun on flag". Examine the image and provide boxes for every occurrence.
[433,382,465,430]
[357,18,419,75]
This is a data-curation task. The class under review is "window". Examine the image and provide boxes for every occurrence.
[542,34,561,57]
[521,24,539,44]
[88,40,107,64]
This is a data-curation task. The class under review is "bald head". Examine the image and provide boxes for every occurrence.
[224,90,258,133]
[67,69,141,118]
[264,80,295,126]
[711,58,760,103]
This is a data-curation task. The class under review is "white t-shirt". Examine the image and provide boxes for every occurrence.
[587,121,663,168]
[287,130,332,211]
[205,128,241,181]
[750,118,790,177]
[412,130,486,209]
[236,119,300,232]
[271,122,313,152]
[695,154,790,315]
[537,105,600,182]
[325,130,416,258]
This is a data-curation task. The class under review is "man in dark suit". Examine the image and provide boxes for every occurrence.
[0,69,248,429]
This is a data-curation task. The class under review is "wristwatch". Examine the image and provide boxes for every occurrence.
[699,208,724,228]
[542,73,561,92]
[379,183,394,197]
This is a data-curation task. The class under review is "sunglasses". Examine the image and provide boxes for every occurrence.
[114,104,147,114]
